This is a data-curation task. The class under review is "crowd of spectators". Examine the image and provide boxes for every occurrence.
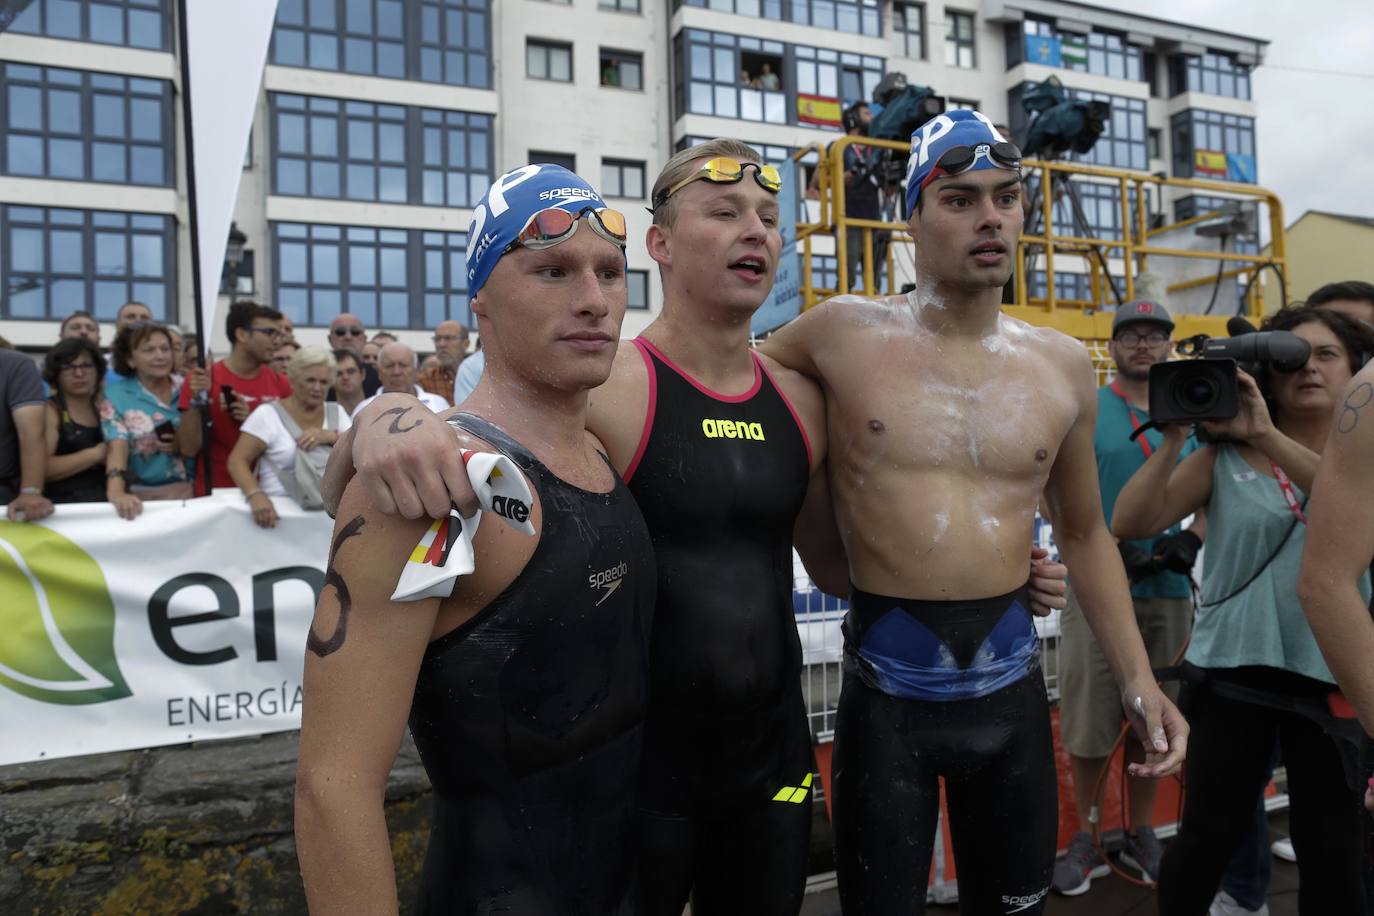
[1,299,475,525]
[1048,280,1374,916]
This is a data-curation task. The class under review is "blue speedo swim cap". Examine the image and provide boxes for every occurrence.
[465,164,615,298]
[903,109,1018,219]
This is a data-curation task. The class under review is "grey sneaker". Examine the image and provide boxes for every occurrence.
[1052,831,1110,896]
[1119,826,1164,882]
[1209,889,1270,916]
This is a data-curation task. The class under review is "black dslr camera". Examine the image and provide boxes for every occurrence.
[1148,318,1311,425]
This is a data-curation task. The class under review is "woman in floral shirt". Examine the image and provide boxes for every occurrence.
[101,323,201,519]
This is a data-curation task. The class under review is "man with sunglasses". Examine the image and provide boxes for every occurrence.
[297,165,653,915]
[322,137,1070,914]
[327,313,382,401]
[758,109,1187,914]
[178,300,292,496]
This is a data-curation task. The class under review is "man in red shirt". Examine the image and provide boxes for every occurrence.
[178,301,292,495]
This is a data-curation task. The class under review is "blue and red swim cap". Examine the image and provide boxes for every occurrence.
[904,109,1019,219]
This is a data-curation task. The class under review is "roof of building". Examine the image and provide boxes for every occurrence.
[1287,210,1374,233]
[988,0,1269,62]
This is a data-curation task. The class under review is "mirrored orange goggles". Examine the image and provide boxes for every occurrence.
[503,206,628,255]
[654,157,783,208]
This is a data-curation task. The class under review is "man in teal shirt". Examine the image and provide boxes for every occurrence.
[1053,300,1204,895]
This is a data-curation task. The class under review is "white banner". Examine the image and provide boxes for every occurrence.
[0,493,330,765]
[183,0,279,342]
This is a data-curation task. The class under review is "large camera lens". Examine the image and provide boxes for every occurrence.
[1174,375,1219,414]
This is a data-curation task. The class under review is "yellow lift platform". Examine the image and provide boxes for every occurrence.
[798,134,1285,342]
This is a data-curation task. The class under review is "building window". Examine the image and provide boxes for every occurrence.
[1029,269,1094,303]
[272,94,403,202]
[948,98,980,111]
[601,49,643,90]
[894,3,925,60]
[274,222,411,329]
[1148,127,1162,160]
[627,270,649,310]
[810,254,838,293]
[1,64,172,186]
[682,0,783,20]
[2,206,174,321]
[530,150,576,171]
[602,159,646,199]
[1169,51,1252,100]
[788,0,880,37]
[417,0,491,87]
[272,0,491,88]
[796,44,883,122]
[527,39,573,82]
[599,0,640,10]
[1012,17,1141,82]
[677,29,787,125]
[419,109,492,208]
[421,230,471,328]
[271,93,492,207]
[9,0,168,50]
[1171,109,1257,183]
[945,11,976,69]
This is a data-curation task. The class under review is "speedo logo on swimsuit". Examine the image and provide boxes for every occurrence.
[700,419,766,441]
[489,494,530,525]
[589,560,629,606]
[1001,887,1048,914]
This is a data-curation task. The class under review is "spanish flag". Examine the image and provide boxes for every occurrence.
[1194,149,1228,178]
[391,449,536,602]
[798,93,842,129]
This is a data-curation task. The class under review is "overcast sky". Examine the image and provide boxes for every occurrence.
[1114,0,1374,228]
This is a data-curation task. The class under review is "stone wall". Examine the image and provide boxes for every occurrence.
[0,732,432,915]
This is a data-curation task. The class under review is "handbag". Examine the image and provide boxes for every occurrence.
[264,401,340,511]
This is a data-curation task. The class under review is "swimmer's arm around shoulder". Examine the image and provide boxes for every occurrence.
[1298,369,1374,736]
[1111,424,1215,540]
[794,466,849,598]
[758,301,837,380]
[1043,344,1188,776]
[295,481,442,916]
[323,392,470,520]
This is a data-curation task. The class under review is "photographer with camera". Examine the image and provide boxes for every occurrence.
[1054,301,1205,895]
[1113,305,1374,914]
[840,102,889,293]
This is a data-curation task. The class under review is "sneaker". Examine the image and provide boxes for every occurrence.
[1118,826,1164,882]
[1052,831,1110,896]
[1209,889,1270,916]
[1270,837,1296,862]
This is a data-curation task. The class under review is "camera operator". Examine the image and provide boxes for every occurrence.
[1113,305,1374,914]
[840,102,889,293]
[1053,301,1205,895]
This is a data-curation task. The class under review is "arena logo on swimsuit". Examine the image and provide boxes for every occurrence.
[700,419,766,441]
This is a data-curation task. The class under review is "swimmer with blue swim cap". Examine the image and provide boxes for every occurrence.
[903,108,1022,219]
[295,161,653,915]
[465,162,628,299]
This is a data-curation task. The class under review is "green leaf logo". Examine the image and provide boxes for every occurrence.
[0,523,131,705]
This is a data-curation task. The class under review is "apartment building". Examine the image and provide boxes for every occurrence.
[0,0,1266,349]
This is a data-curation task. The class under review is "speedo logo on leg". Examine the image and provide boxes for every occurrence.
[701,419,765,441]
[589,561,629,606]
[1001,887,1048,914]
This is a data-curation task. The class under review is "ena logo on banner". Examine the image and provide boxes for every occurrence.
[0,525,130,706]
[0,522,322,707]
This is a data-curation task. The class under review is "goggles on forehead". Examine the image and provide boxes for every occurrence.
[917,141,1023,195]
[501,206,628,255]
[653,157,783,209]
